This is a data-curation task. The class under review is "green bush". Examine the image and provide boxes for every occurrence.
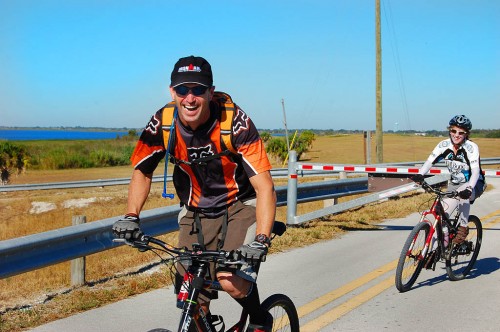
[265,130,316,163]
[266,137,288,162]
[0,141,30,173]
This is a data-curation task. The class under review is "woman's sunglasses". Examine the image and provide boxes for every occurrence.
[450,129,467,136]
[173,85,209,96]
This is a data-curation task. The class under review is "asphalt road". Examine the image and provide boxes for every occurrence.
[30,177,500,332]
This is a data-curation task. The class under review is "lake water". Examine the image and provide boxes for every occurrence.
[0,129,130,141]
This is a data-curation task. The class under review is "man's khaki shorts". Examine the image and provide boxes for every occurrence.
[176,200,257,303]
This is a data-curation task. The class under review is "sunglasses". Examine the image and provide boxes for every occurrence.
[450,129,467,136]
[173,85,209,96]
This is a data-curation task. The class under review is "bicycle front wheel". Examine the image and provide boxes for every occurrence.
[261,294,299,332]
[395,222,430,292]
[446,215,482,281]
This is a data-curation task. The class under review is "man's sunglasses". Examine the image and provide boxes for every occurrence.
[450,129,467,136]
[173,85,209,96]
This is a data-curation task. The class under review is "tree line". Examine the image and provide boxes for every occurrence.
[0,129,317,184]
[3,128,499,184]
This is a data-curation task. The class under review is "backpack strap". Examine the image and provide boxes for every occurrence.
[213,91,237,154]
[161,101,177,155]
[161,102,177,199]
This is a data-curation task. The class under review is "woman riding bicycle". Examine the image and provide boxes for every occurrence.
[413,115,486,244]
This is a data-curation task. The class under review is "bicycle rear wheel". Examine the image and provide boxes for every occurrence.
[395,222,430,292]
[446,215,482,281]
[261,294,299,332]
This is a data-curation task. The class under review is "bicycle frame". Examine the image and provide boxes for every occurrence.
[396,180,482,292]
[177,259,250,332]
[175,227,286,332]
[411,188,459,266]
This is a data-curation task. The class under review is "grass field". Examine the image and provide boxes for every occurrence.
[0,133,498,331]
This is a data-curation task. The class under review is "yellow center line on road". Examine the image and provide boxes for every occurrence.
[480,211,500,225]
[300,276,395,332]
[296,260,397,319]
[296,209,500,331]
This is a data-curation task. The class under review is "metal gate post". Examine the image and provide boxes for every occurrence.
[287,150,298,225]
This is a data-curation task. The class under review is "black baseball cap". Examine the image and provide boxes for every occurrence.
[170,56,213,87]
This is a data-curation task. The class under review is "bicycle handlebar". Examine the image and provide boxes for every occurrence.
[113,221,286,265]
[114,235,251,266]
[420,180,458,198]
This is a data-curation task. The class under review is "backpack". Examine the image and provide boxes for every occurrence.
[160,91,238,199]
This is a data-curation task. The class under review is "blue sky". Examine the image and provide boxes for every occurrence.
[1,0,498,131]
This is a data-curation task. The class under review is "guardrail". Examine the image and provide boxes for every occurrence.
[0,178,368,279]
[0,169,336,192]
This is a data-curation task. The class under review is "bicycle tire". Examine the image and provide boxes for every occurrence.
[395,222,430,292]
[446,215,482,281]
[261,293,300,332]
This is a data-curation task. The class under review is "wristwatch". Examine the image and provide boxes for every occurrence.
[255,234,271,246]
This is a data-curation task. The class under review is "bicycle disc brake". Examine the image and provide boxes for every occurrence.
[209,314,225,332]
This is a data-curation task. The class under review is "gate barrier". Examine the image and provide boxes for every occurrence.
[286,150,500,225]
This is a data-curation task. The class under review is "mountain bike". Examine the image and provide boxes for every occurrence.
[115,221,299,332]
[395,180,482,292]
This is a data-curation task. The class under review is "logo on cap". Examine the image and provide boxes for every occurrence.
[178,64,201,73]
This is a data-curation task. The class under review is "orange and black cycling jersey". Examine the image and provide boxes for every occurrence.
[130,101,272,211]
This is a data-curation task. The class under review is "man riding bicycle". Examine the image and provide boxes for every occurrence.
[113,55,276,332]
[413,115,486,244]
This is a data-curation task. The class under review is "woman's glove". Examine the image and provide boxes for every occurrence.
[458,187,472,199]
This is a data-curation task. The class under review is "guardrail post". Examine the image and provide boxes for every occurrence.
[287,150,298,225]
[71,215,86,286]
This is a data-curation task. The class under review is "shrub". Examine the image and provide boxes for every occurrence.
[0,141,30,175]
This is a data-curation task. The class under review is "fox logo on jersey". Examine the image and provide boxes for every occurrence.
[188,145,215,161]
[145,114,161,135]
[233,108,250,136]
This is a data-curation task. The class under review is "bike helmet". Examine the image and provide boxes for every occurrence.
[449,115,472,131]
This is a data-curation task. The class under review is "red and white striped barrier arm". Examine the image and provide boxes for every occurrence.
[296,163,500,177]
[484,169,500,177]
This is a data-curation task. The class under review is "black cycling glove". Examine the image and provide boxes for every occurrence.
[458,188,472,200]
[237,241,268,263]
[112,214,142,240]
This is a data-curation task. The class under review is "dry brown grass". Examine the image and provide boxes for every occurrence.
[1,134,498,331]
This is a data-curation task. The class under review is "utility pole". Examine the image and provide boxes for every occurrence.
[375,0,383,163]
